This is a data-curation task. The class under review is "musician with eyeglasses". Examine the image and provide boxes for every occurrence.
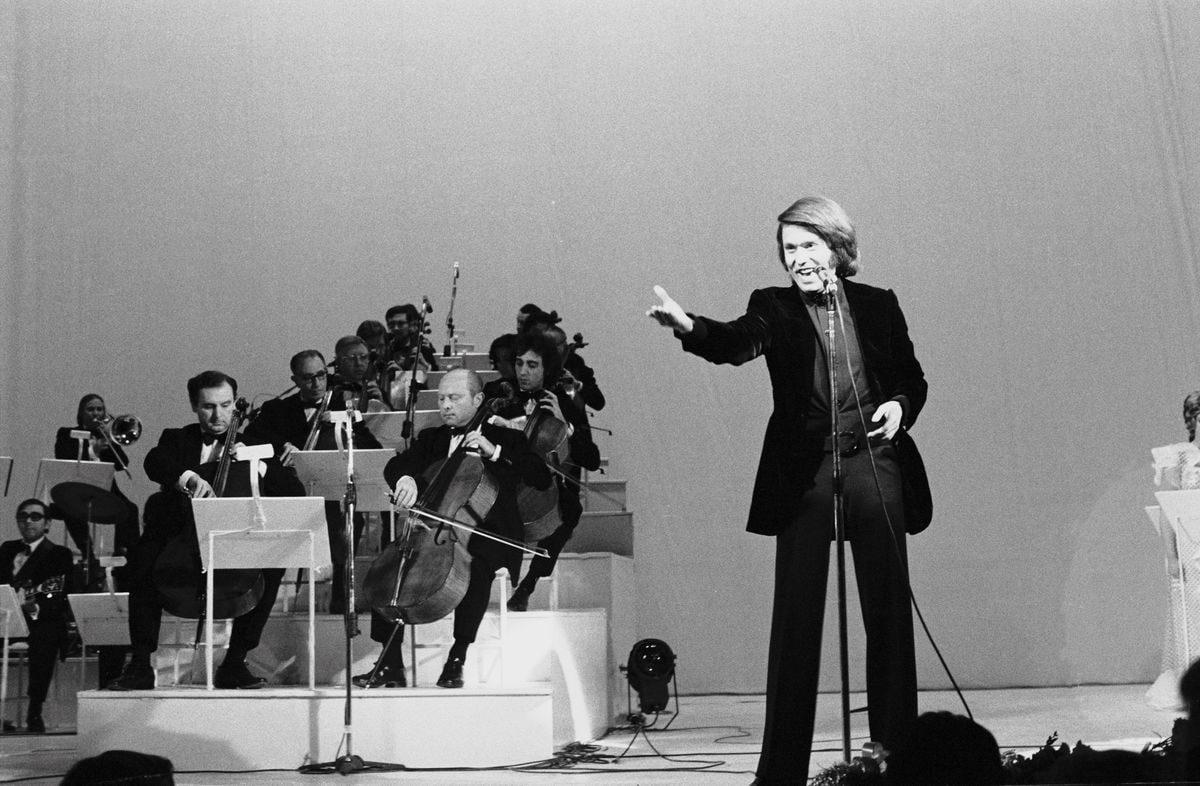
[1,499,74,732]
[246,350,382,615]
[332,335,389,413]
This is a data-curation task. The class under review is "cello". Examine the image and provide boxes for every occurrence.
[151,398,265,620]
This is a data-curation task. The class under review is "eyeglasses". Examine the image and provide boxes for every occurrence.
[341,354,370,364]
[16,512,46,523]
[294,370,328,384]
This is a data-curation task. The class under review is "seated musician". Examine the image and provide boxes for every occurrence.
[491,333,601,611]
[1,499,73,732]
[53,394,140,562]
[482,333,518,400]
[245,350,382,615]
[385,303,440,372]
[106,370,303,691]
[354,368,550,689]
[522,310,606,412]
[333,335,390,412]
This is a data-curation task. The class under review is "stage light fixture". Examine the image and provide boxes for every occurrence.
[625,638,676,714]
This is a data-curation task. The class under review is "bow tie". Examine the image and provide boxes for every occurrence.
[517,389,543,404]
[201,432,222,446]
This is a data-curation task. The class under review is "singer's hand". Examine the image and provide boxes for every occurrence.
[393,476,418,509]
[647,285,694,334]
[867,401,903,442]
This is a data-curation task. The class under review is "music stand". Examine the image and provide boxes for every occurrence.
[362,411,440,449]
[0,586,30,730]
[68,592,131,646]
[0,457,12,496]
[34,459,114,504]
[292,449,396,513]
[192,496,328,689]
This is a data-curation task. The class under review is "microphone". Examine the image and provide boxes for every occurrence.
[422,296,433,314]
[816,267,838,295]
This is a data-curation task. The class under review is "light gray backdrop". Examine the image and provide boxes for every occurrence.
[2,0,1199,694]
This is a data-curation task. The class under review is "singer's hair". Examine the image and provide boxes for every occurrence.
[187,370,238,406]
[290,349,326,374]
[776,196,859,278]
[75,393,105,427]
[515,332,563,387]
[1185,391,1200,441]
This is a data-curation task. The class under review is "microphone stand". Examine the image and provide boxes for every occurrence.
[824,280,853,765]
[299,409,404,776]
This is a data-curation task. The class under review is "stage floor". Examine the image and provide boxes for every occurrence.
[0,684,1178,783]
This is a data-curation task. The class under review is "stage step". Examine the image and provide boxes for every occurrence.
[78,684,551,770]
[566,511,632,556]
[583,477,626,511]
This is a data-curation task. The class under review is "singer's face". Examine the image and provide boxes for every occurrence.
[780,224,835,295]
[193,383,236,435]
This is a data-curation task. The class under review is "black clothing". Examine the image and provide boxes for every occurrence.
[0,538,74,707]
[679,279,927,779]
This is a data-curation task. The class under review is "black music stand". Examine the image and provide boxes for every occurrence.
[299,410,405,776]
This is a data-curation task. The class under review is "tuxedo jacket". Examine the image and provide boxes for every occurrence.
[245,393,382,455]
[0,537,74,626]
[680,279,928,536]
[383,420,551,576]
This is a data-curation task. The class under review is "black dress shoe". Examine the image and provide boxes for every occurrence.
[436,656,465,689]
[105,663,155,691]
[24,714,45,733]
[214,662,267,689]
[506,587,531,612]
[351,663,407,688]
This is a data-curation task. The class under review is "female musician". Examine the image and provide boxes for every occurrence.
[54,395,140,557]
[54,394,140,686]
[491,332,600,611]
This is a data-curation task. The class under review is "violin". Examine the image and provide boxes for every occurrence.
[151,398,265,620]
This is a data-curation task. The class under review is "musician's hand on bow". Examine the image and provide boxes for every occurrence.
[392,476,418,509]
[647,285,694,334]
[183,474,216,499]
[867,400,903,442]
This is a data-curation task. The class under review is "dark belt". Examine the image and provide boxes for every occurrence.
[822,430,860,457]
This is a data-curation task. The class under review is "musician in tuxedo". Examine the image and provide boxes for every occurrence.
[354,368,550,689]
[522,311,606,411]
[491,332,601,611]
[333,335,389,412]
[106,370,304,691]
[246,349,382,614]
[648,196,929,782]
[1,499,74,732]
[386,303,440,373]
[53,394,140,562]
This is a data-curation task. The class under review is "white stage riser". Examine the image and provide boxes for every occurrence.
[156,609,610,746]
[77,686,552,770]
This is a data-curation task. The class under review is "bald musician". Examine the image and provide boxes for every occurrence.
[355,369,550,689]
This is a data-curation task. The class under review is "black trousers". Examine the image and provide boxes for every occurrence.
[522,477,583,582]
[757,442,917,782]
[127,497,285,660]
[325,501,368,615]
[21,617,65,707]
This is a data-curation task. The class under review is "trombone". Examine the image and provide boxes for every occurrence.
[92,413,143,477]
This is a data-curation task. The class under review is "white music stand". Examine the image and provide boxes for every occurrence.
[0,457,13,496]
[1154,491,1200,667]
[68,592,131,646]
[192,496,328,689]
[34,458,113,502]
[0,586,30,729]
[293,449,396,513]
[362,411,442,448]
